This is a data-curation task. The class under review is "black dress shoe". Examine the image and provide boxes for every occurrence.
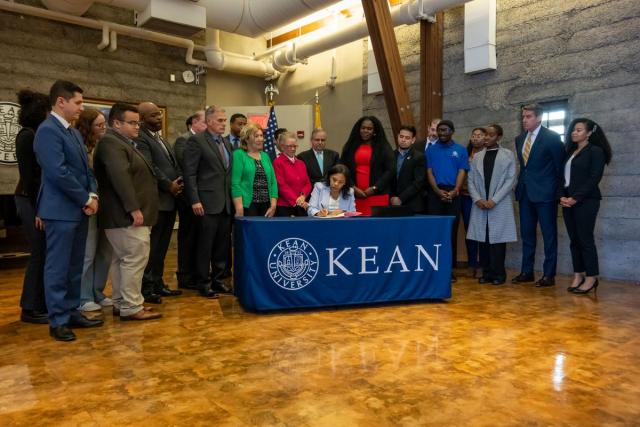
[143,293,163,304]
[21,309,49,324]
[478,277,492,284]
[511,273,535,284]
[157,286,183,297]
[199,287,219,299]
[535,276,556,287]
[212,282,233,295]
[491,279,506,286]
[572,279,599,294]
[50,325,76,341]
[68,314,104,328]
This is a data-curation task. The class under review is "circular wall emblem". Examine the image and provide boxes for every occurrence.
[268,237,319,290]
[0,102,21,165]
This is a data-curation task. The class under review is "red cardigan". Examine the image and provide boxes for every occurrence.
[273,155,312,207]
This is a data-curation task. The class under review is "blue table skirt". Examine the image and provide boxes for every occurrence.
[234,216,453,312]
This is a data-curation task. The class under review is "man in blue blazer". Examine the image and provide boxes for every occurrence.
[34,80,103,341]
[512,104,565,287]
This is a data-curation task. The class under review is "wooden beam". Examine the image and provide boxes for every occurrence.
[362,0,415,137]
[419,12,444,139]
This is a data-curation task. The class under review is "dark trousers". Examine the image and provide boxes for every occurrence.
[195,212,231,290]
[176,200,198,287]
[15,196,47,312]
[461,195,480,267]
[563,198,600,276]
[479,224,506,280]
[246,202,270,217]
[518,187,558,276]
[142,209,176,296]
[276,206,307,217]
[428,186,461,268]
[43,217,88,328]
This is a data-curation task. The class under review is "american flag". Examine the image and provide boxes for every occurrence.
[263,105,278,157]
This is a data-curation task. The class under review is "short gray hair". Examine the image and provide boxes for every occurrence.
[205,105,225,120]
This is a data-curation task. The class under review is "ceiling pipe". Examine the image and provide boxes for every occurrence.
[97,23,109,49]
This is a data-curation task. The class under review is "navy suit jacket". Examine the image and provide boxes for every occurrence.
[34,115,96,221]
[514,126,564,203]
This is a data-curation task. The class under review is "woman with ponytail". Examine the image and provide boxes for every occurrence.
[560,118,612,295]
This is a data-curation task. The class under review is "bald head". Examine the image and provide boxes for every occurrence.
[138,102,162,131]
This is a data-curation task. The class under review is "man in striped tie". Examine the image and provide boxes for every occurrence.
[512,104,565,287]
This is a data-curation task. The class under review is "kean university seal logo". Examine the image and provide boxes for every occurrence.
[0,102,20,165]
[268,238,319,290]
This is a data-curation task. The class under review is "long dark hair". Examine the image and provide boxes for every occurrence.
[466,127,487,156]
[76,108,104,153]
[565,118,612,164]
[17,90,50,130]
[324,164,353,199]
[341,116,389,162]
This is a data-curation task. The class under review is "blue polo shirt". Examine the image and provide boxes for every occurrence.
[426,140,469,186]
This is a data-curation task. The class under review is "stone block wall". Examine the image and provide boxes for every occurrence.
[364,0,640,280]
[0,2,206,194]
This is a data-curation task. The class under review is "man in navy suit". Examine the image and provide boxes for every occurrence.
[34,80,103,341]
[512,104,565,287]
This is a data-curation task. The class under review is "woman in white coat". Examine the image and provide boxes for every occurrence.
[307,164,356,217]
[467,124,517,285]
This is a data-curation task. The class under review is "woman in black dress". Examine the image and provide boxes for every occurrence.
[13,90,50,323]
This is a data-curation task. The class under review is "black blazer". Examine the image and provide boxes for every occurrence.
[340,141,395,194]
[558,144,606,202]
[390,148,425,213]
[136,126,181,211]
[183,131,233,215]
[14,127,41,207]
[297,148,339,185]
[94,129,159,229]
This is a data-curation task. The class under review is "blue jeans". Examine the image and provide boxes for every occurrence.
[461,195,480,268]
[80,215,112,305]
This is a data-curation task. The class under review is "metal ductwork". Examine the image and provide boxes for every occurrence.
[7,0,474,80]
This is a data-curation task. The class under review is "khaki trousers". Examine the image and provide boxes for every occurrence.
[105,226,151,316]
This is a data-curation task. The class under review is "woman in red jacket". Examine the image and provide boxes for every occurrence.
[273,132,312,217]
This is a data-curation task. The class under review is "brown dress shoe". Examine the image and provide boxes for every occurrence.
[120,309,162,321]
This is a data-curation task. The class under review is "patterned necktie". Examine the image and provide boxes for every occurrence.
[522,133,533,165]
[216,138,229,169]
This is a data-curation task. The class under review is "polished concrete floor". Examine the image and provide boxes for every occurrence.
[0,248,639,426]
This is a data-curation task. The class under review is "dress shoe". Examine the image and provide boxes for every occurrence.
[157,286,182,297]
[491,278,506,286]
[120,309,162,321]
[511,273,535,284]
[113,306,154,316]
[567,277,586,292]
[21,309,49,324]
[535,276,556,287]
[478,277,492,284]
[143,293,163,304]
[572,279,599,295]
[450,274,458,283]
[199,287,219,299]
[50,325,76,341]
[68,314,104,328]
[212,282,233,295]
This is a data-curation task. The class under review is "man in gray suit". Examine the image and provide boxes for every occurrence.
[174,111,207,290]
[184,105,233,298]
[93,103,161,321]
[136,102,183,303]
[297,128,339,185]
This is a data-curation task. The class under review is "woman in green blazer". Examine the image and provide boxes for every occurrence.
[231,122,278,217]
